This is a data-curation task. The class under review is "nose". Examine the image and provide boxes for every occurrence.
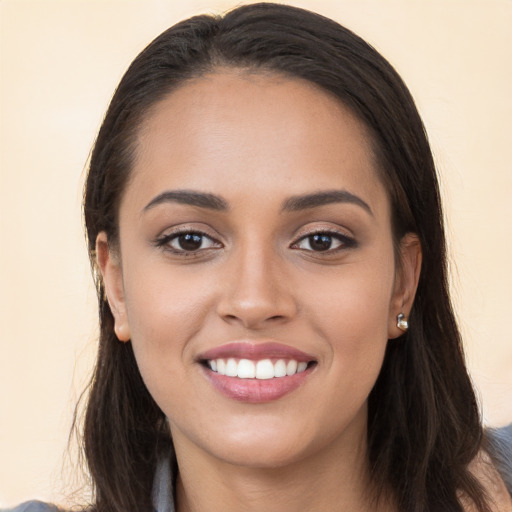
[216,243,298,330]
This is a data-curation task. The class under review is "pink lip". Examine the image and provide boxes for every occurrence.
[198,341,315,363]
[203,368,313,403]
[198,341,317,403]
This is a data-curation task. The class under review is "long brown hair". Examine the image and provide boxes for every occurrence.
[81,4,488,511]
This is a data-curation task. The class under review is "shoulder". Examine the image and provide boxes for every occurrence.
[464,441,512,512]
[485,424,512,495]
[0,501,61,512]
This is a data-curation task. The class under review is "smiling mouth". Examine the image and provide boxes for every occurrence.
[203,358,315,379]
[198,342,317,402]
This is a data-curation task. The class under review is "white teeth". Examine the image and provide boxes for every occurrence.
[225,358,238,377]
[216,359,226,375]
[286,359,298,376]
[274,359,287,377]
[237,359,256,378]
[206,358,311,379]
[256,359,275,379]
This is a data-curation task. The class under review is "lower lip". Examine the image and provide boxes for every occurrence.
[202,366,313,403]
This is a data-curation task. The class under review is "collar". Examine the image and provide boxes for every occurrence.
[152,455,175,512]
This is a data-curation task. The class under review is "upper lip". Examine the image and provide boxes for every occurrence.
[198,341,315,362]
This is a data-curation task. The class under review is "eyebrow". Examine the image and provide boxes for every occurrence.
[143,190,229,213]
[281,190,373,216]
[142,188,372,216]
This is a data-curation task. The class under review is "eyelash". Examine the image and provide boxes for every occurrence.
[154,228,356,256]
[154,229,222,255]
[291,229,357,254]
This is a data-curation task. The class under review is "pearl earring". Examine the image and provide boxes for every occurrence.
[397,313,409,332]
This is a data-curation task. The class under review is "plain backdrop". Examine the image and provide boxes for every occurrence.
[1,0,511,506]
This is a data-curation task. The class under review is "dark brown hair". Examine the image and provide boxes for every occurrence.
[82,3,488,511]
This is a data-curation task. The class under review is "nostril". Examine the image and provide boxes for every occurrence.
[221,311,288,322]
[217,294,297,329]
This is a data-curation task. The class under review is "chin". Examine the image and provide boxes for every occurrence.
[209,438,314,469]
[197,414,358,471]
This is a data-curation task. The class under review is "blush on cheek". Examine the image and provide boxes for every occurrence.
[318,286,391,338]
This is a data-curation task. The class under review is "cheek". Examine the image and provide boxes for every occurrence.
[304,258,394,383]
[309,258,394,336]
[120,261,215,387]
[124,256,213,333]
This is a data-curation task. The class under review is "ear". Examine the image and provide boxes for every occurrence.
[95,232,131,342]
[388,233,422,339]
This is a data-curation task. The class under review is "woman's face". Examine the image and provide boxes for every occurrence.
[99,71,420,469]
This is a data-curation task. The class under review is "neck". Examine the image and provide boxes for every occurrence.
[172,416,394,512]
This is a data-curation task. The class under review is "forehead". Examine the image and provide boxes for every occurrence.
[125,70,388,215]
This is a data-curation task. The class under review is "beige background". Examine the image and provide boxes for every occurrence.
[1,0,511,506]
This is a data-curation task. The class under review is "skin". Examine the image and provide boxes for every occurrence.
[465,454,512,512]
[97,71,422,512]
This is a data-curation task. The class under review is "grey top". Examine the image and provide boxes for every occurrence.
[3,425,511,512]
[0,456,175,512]
[0,505,59,512]
[486,423,512,493]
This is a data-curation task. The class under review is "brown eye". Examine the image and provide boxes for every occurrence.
[292,231,356,253]
[308,234,334,251]
[176,233,203,251]
[157,231,221,253]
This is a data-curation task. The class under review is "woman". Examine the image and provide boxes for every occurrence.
[6,3,511,512]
